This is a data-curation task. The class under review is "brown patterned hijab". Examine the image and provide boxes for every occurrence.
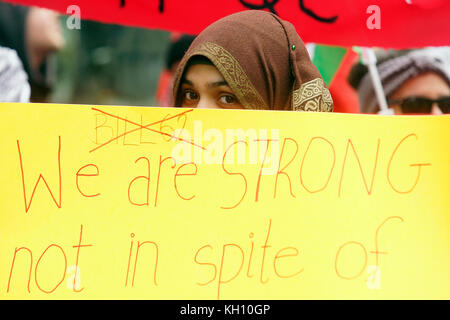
[173,10,333,111]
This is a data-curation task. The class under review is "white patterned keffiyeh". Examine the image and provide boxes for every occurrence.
[0,46,30,103]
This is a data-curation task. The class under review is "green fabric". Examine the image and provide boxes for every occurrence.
[312,45,347,86]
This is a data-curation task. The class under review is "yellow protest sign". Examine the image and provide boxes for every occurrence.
[0,102,449,299]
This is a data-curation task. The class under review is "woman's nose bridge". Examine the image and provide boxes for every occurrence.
[197,95,218,109]
[431,102,443,114]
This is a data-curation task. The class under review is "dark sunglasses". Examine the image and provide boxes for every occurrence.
[388,96,450,114]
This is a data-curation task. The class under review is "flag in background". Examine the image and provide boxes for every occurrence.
[308,44,360,113]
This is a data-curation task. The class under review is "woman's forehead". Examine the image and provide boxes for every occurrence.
[183,63,227,87]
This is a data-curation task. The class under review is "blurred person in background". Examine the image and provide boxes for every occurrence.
[348,47,450,115]
[156,33,196,107]
[0,2,65,102]
[56,20,170,106]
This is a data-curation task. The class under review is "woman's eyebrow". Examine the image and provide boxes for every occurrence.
[181,78,228,88]
[207,80,228,88]
[181,78,194,86]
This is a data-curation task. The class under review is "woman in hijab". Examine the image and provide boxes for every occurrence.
[172,10,333,112]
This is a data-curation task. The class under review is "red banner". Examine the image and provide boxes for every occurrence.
[4,0,450,48]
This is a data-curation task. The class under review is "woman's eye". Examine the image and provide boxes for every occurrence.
[184,90,199,101]
[219,94,237,105]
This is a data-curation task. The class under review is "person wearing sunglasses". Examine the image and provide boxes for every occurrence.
[389,93,450,115]
[348,47,450,115]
